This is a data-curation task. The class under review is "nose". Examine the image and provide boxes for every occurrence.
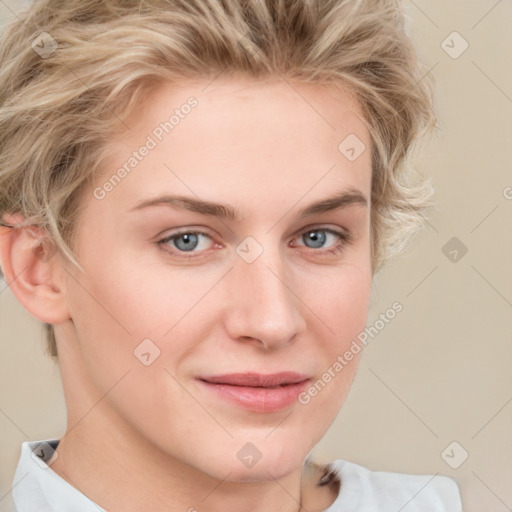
[223,243,307,351]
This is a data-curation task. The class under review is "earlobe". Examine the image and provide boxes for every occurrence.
[0,213,71,325]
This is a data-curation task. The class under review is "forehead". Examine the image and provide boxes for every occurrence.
[94,75,372,217]
[118,74,369,144]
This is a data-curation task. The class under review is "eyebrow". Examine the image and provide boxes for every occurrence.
[129,188,368,221]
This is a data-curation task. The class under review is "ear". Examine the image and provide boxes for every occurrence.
[0,213,71,324]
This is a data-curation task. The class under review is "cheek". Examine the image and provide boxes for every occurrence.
[296,265,371,408]
[67,252,185,336]
[62,262,203,440]
[63,260,167,382]
[64,255,215,390]
[302,262,372,337]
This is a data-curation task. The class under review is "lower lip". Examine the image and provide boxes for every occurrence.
[197,379,310,413]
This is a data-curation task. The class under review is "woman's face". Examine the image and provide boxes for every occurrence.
[58,75,373,481]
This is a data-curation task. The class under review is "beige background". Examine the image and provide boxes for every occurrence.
[1,1,511,511]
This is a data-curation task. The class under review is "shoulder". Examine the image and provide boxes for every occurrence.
[323,458,462,512]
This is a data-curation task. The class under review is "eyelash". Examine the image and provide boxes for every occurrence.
[156,226,352,260]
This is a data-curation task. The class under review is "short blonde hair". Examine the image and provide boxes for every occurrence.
[0,0,436,359]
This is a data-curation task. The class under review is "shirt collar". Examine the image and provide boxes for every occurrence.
[12,439,106,512]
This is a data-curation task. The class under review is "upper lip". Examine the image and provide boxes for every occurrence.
[198,372,311,387]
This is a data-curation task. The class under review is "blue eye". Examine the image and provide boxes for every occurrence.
[298,228,347,251]
[291,227,352,257]
[170,232,200,251]
[157,227,351,260]
[158,231,212,254]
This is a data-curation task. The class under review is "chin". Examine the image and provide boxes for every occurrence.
[224,460,299,483]
[221,444,304,483]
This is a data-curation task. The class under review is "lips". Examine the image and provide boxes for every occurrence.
[198,372,310,388]
[196,372,312,412]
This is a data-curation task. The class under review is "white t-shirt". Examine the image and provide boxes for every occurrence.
[11,439,462,511]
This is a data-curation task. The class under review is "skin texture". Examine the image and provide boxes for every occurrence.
[0,74,373,512]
